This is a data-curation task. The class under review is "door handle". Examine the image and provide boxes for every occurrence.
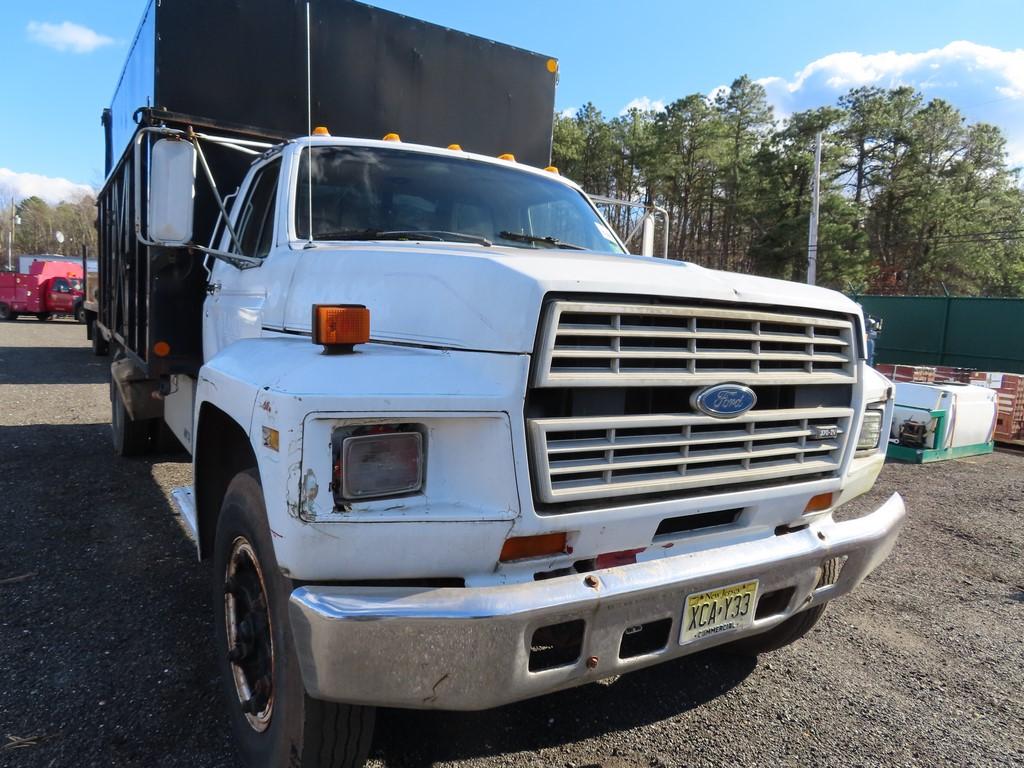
[206,281,222,295]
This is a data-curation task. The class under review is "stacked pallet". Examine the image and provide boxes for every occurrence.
[933,366,975,384]
[874,364,937,383]
[970,372,1024,443]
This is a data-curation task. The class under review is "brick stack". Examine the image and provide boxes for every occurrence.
[970,372,1024,443]
[933,366,975,384]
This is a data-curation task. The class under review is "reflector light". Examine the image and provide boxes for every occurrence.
[804,492,834,514]
[499,533,567,562]
[546,58,559,74]
[595,548,644,569]
[497,153,516,161]
[447,143,463,151]
[312,305,370,352]
[312,126,331,136]
[153,341,171,357]
[382,133,401,142]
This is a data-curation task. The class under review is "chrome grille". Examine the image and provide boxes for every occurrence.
[529,408,853,504]
[534,301,857,388]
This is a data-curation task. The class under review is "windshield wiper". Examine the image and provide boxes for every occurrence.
[497,231,586,250]
[313,229,491,246]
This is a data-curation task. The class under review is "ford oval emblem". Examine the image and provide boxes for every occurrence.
[691,383,757,419]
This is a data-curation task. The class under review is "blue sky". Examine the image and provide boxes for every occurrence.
[1,0,1023,201]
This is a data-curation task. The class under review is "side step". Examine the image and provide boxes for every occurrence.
[170,486,200,556]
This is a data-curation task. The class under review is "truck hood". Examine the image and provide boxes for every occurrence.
[279,243,863,353]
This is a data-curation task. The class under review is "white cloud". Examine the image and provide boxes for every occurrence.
[619,97,666,115]
[26,21,113,54]
[558,107,578,119]
[0,169,94,205]
[755,41,1024,168]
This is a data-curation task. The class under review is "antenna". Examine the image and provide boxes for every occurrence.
[305,0,314,247]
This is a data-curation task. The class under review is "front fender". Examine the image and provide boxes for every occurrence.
[198,336,530,581]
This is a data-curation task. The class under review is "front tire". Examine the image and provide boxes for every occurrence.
[213,470,375,768]
[728,558,840,656]
[74,304,85,323]
[0,303,13,321]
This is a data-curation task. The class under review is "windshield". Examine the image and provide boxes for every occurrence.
[69,278,82,291]
[295,146,624,254]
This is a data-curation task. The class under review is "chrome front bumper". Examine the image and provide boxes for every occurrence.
[288,492,905,710]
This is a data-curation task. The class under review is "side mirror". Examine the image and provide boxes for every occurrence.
[148,138,196,245]
[640,214,655,257]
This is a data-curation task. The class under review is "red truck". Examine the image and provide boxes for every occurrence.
[0,260,84,322]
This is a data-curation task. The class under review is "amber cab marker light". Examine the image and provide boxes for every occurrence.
[497,153,516,161]
[312,304,370,354]
[153,341,171,357]
[804,492,834,514]
[499,532,567,562]
[544,165,559,174]
[382,132,401,142]
[447,143,463,151]
[311,126,331,136]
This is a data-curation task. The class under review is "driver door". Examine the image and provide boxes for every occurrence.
[203,157,294,360]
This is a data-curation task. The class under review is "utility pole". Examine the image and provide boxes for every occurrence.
[6,199,13,271]
[807,131,822,285]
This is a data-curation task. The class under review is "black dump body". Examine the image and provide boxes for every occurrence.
[97,0,557,378]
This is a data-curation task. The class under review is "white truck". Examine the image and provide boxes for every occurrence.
[95,2,904,767]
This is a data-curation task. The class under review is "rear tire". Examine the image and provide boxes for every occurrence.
[213,470,375,768]
[91,322,110,356]
[74,304,85,323]
[0,303,13,321]
[727,558,840,656]
[110,377,152,456]
[36,312,52,322]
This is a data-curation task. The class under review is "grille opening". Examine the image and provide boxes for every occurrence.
[754,587,795,620]
[620,337,690,351]
[759,360,809,370]
[622,315,691,330]
[555,335,612,348]
[697,318,749,332]
[561,312,613,327]
[704,339,753,352]
[760,341,809,352]
[761,322,807,335]
[619,618,673,659]
[552,357,614,371]
[620,358,690,371]
[610,465,678,479]
[655,507,742,537]
[529,620,585,672]
[694,360,752,371]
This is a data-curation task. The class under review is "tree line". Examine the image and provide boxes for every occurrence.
[553,78,1024,296]
[0,194,98,269]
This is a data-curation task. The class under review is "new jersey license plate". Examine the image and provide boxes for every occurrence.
[680,579,759,644]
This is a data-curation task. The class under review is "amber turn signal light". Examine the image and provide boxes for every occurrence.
[804,492,834,514]
[499,532,567,562]
[312,304,370,353]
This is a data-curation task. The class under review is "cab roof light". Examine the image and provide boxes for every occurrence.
[312,304,370,353]
[500,532,567,562]
[312,126,331,136]
[497,153,516,161]
[382,132,401,142]
[447,143,463,151]
[544,165,559,174]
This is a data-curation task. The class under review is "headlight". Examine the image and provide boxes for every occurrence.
[857,408,885,452]
[332,426,424,501]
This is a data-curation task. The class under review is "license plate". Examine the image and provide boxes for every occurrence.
[680,579,759,644]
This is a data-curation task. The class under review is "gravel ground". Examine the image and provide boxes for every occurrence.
[1,319,1022,767]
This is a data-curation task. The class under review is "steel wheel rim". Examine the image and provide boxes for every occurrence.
[224,536,275,732]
